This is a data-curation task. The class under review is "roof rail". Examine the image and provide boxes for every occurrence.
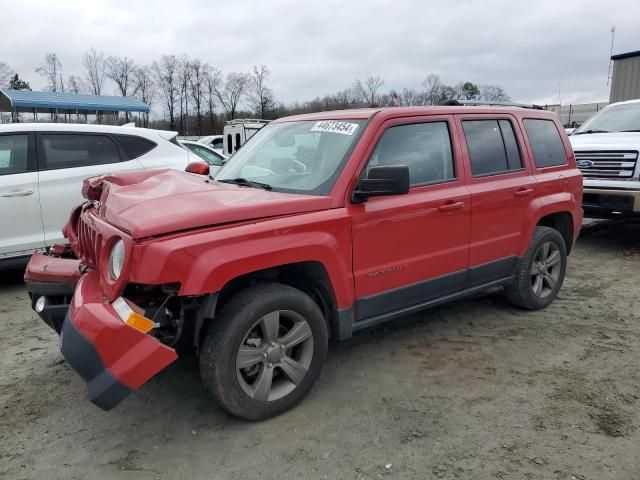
[226,118,270,125]
[448,100,544,110]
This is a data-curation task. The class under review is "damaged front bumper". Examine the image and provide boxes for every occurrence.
[25,254,178,410]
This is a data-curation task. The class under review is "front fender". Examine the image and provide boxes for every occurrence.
[130,210,355,309]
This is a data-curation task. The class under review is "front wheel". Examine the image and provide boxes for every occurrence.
[505,226,567,310]
[200,283,328,420]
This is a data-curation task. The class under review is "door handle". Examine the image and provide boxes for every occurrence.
[1,189,35,197]
[438,201,465,212]
[514,188,534,198]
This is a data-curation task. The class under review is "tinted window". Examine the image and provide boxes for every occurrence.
[41,134,121,169]
[0,135,29,176]
[235,133,241,151]
[463,119,522,176]
[226,134,233,155]
[114,135,156,159]
[366,122,455,186]
[523,119,567,167]
[212,138,223,149]
[499,120,522,170]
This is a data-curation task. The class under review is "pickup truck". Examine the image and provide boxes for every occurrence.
[25,105,583,420]
[570,99,640,217]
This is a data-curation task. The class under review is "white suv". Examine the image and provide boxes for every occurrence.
[570,99,640,218]
[0,123,198,266]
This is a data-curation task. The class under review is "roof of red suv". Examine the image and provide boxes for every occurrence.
[273,106,556,123]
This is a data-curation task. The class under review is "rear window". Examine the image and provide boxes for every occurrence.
[114,135,156,159]
[463,119,522,176]
[523,119,567,168]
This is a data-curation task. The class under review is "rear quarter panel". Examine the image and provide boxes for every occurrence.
[516,112,583,253]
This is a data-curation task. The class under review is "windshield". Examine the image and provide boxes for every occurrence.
[214,120,365,195]
[574,102,640,134]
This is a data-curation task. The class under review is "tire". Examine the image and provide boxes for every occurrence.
[504,226,567,310]
[199,283,328,420]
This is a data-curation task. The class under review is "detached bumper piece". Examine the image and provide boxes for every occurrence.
[60,313,132,410]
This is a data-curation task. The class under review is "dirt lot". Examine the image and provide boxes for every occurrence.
[1,220,639,480]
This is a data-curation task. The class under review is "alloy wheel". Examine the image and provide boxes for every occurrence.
[530,241,561,299]
[235,310,314,402]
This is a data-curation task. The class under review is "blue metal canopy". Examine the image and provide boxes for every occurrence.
[0,88,150,113]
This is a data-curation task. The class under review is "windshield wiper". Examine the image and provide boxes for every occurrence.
[216,178,272,190]
[620,129,640,132]
[574,129,610,135]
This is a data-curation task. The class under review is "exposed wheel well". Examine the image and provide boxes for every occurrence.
[537,212,574,253]
[199,262,339,345]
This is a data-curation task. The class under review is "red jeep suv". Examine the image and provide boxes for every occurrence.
[25,106,583,420]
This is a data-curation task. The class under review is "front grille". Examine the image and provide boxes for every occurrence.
[574,150,638,179]
[75,214,102,268]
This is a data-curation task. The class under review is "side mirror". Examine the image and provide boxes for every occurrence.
[352,165,410,203]
[185,161,210,176]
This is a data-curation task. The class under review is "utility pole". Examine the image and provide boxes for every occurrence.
[607,25,616,85]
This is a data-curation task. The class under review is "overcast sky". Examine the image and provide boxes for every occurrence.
[1,0,638,111]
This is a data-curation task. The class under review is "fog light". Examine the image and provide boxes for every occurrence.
[35,296,47,313]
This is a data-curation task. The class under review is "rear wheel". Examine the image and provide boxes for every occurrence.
[200,283,328,420]
[505,226,567,310]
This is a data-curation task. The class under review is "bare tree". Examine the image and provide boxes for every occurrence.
[423,74,445,105]
[478,85,510,102]
[105,56,137,121]
[0,62,13,86]
[216,72,250,120]
[401,87,424,106]
[248,65,276,119]
[152,55,179,131]
[65,75,82,94]
[354,75,384,107]
[82,48,106,95]
[188,59,207,135]
[204,66,221,128]
[36,52,63,92]
[177,55,192,134]
[134,67,155,126]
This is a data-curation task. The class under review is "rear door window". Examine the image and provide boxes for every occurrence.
[462,119,523,176]
[40,134,121,170]
[0,134,29,175]
[523,119,568,168]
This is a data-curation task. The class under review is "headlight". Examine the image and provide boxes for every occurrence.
[109,239,125,280]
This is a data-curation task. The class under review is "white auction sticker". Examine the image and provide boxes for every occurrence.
[311,121,359,135]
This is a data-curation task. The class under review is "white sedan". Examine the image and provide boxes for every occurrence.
[0,123,200,267]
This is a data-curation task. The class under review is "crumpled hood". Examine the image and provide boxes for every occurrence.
[570,132,640,150]
[87,169,331,239]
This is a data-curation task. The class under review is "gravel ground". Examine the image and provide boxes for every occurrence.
[1,219,639,480]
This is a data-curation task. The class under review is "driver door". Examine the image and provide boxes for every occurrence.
[349,116,471,326]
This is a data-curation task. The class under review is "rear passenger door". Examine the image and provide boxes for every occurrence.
[36,133,144,246]
[456,115,537,287]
